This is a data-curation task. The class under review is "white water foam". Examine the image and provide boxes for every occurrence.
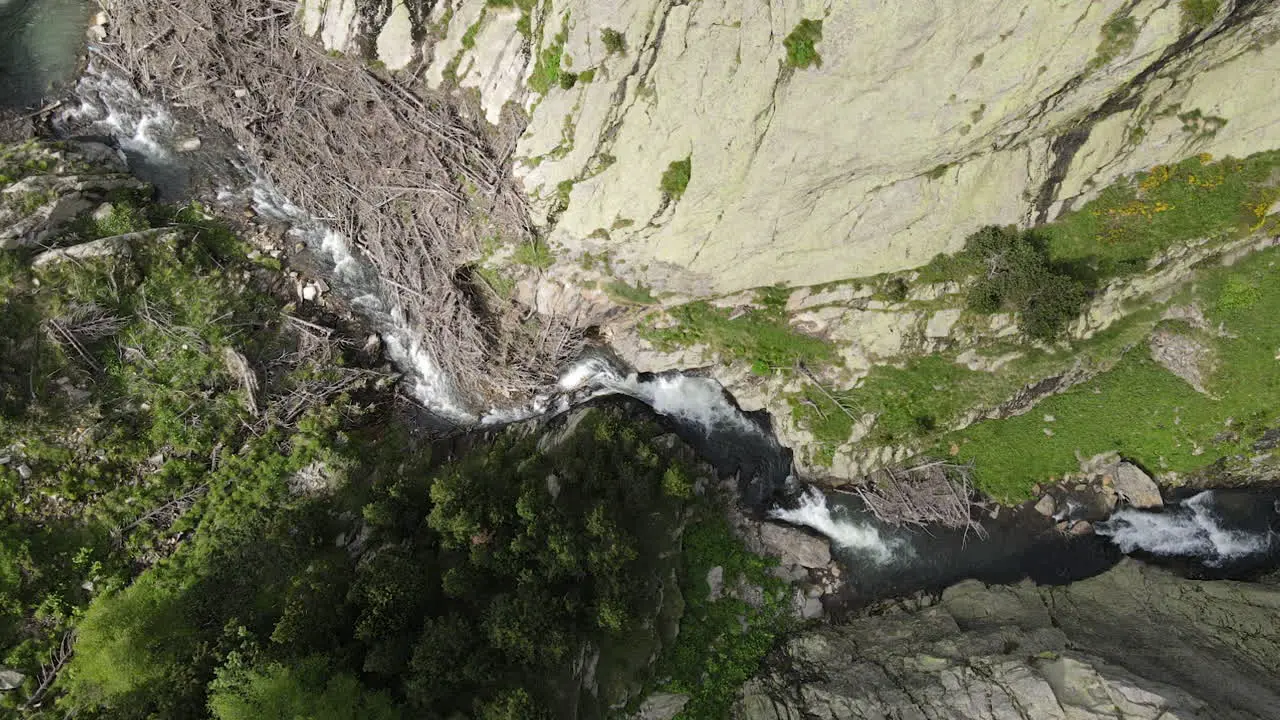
[1097,491,1273,566]
[555,356,763,436]
[248,180,474,422]
[769,487,901,564]
[56,65,175,166]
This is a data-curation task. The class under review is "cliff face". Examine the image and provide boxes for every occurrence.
[293,0,1280,488]
[734,559,1280,720]
[309,0,1280,295]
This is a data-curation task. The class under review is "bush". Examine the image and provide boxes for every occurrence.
[960,226,1090,340]
[660,157,692,199]
[783,19,823,69]
[600,28,626,55]
[1180,0,1221,27]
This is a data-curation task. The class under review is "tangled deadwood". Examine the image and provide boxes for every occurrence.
[855,461,988,540]
[95,0,582,405]
[42,303,125,371]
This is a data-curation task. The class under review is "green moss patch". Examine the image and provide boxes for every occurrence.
[641,288,835,375]
[660,157,692,200]
[783,19,823,69]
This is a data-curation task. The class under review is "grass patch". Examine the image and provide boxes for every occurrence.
[600,27,626,55]
[512,240,555,268]
[1180,0,1221,27]
[660,157,692,200]
[944,246,1280,500]
[528,19,568,94]
[783,19,823,69]
[920,151,1280,286]
[475,266,516,298]
[791,302,1164,467]
[1090,11,1138,69]
[605,280,657,305]
[460,13,485,50]
[641,287,836,374]
[555,178,575,207]
[1043,151,1280,277]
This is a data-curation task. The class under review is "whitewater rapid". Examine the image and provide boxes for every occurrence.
[769,487,902,564]
[1097,491,1275,567]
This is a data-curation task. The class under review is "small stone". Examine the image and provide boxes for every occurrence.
[1073,484,1087,492]
[0,668,25,691]
[16,464,31,480]
[1069,520,1093,535]
[1044,414,1056,422]
[91,203,114,223]
[1034,495,1056,517]
[801,596,824,620]
[175,137,201,152]
[234,88,250,98]
[302,284,319,301]
[1043,427,1054,436]
[705,566,725,601]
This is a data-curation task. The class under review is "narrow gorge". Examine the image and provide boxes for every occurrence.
[2,0,1280,718]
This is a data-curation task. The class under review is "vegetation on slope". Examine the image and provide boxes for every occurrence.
[641,286,836,376]
[0,162,789,717]
[944,244,1280,500]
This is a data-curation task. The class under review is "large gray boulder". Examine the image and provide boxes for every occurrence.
[734,560,1280,720]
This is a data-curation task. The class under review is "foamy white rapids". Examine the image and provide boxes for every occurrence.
[1097,491,1273,566]
[56,65,174,164]
[770,488,900,564]
[556,357,761,436]
[247,180,473,422]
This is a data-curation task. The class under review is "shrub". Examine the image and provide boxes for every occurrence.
[960,226,1090,340]
[600,28,626,55]
[660,157,692,199]
[512,240,554,268]
[1180,0,1221,27]
[783,19,823,69]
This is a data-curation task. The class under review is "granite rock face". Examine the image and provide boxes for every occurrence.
[299,1,1280,295]
[734,560,1280,720]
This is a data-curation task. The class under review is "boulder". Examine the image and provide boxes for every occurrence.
[705,565,725,601]
[1111,463,1163,509]
[1149,329,1214,395]
[736,560,1280,719]
[757,522,830,569]
[1034,494,1056,517]
[632,692,689,720]
[31,231,139,267]
[0,668,24,691]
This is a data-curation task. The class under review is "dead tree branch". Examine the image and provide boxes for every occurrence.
[855,462,988,541]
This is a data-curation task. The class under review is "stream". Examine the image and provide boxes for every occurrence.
[13,35,1280,609]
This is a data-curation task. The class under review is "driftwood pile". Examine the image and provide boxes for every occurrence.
[95,0,581,403]
[854,461,988,540]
